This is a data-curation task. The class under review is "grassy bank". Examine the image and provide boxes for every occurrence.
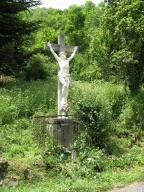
[1,166,144,192]
[0,80,144,191]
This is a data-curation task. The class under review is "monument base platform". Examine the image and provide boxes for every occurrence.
[34,115,77,148]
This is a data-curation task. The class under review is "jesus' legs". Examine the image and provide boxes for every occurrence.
[58,74,70,115]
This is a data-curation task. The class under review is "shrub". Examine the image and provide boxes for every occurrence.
[70,81,127,150]
[78,147,109,173]
[119,89,144,140]
[23,53,53,81]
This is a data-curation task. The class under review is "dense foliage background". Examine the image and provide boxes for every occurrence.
[0,0,144,191]
[1,0,144,92]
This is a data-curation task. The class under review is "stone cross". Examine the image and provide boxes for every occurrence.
[45,35,77,116]
[47,35,75,54]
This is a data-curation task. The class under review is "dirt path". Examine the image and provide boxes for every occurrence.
[109,182,144,192]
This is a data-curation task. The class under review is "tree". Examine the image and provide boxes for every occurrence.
[103,0,144,92]
[0,0,40,75]
[64,5,86,50]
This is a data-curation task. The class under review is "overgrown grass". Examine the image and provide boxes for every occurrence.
[1,166,144,192]
[0,80,144,192]
[0,79,57,122]
[0,79,57,182]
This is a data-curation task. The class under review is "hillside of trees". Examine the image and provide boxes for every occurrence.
[0,0,144,191]
[1,0,144,93]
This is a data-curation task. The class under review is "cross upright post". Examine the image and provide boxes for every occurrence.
[58,35,65,116]
[58,34,65,53]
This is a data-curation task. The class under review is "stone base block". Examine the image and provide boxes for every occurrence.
[34,116,77,148]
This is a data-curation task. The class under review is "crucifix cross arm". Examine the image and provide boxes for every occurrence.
[45,35,78,55]
[47,42,60,62]
[68,46,78,61]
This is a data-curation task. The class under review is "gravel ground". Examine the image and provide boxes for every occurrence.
[109,182,144,192]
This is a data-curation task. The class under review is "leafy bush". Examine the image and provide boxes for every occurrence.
[23,53,54,81]
[118,89,144,144]
[120,90,144,131]
[42,146,60,169]
[70,81,126,150]
[78,147,108,173]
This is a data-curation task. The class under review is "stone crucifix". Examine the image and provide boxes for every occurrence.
[45,35,78,116]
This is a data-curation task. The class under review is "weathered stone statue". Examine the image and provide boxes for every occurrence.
[46,35,78,116]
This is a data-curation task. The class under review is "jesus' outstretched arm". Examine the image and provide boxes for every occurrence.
[68,46,78,61]
[47,42,60,62]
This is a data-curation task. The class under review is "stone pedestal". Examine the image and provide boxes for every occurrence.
[34,116,77,148]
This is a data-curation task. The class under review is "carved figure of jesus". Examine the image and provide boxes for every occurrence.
[47,42,78,116]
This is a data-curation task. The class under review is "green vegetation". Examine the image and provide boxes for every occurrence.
[0,0,40,75]
[0,0,144,191]
[1,0,144,93]
[1,167,144,192]
[0,80,144,191]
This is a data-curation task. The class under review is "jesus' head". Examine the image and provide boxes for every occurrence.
[59,52,67,60]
